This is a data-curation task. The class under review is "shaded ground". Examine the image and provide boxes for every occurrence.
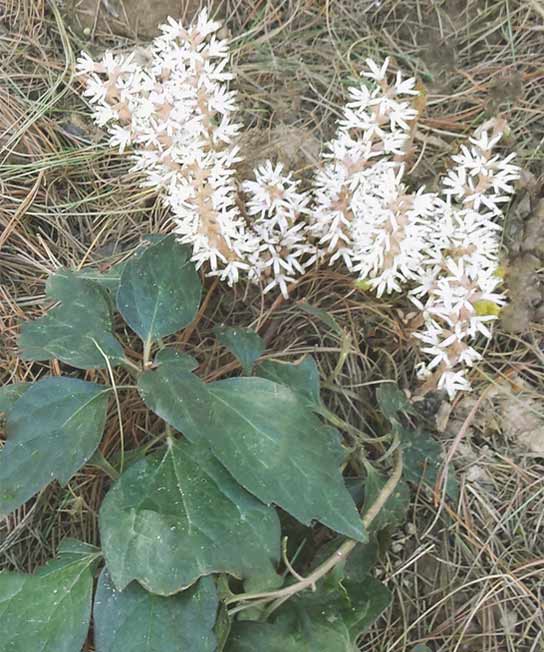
[1,1,543,651]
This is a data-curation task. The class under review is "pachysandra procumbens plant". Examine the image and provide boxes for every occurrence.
[0,234,459,651]
[76,10,520,401]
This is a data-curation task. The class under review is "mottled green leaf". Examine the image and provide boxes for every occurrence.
[400,426,458,500]
[99,438,280,594]
[0,540,98,652]
[255,357,321,409]
[138,361,364,541]
[226,621,330,652]
[0,377,109,516]
[116,236,201,345]
[0,383,30,414]
[19,269,124,369]
[215,326,265,374]
[206,377,363,540]
[94,570,217,652]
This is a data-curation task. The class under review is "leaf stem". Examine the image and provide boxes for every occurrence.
[120,358,142,376]
[318,405,390,444]
[227,449,403,614]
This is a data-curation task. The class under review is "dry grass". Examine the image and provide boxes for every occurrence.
[1,0,543,650]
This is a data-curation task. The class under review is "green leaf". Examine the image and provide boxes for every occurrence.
[310,537,378,584]
[154,348,198,370]
[255,357,321,409]
[99,438,281,594]
[116,235,201,345]
[138,359,211,444]
[94,570,218,652]
[297,303,343,336]
[226,622,321,652]
[376,383,415,424]
[77,262,126,292]
[19,269,124,369]
[0,377,109,516]
[0,383,30,414]
[280,576,391,639]
[0,540,97,652]
[206,378,364,540]
[400,426,458,500]
[227,577,391,651]
[139,361,364,541]
[362,466,410,533]
[215,326,265,374]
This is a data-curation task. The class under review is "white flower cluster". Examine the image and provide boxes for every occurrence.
[242,161,315,298]
[309,58,441,296]
[77,10,250,285]
[78,13,520,397]
[411,122,519,397]
[78,10,314,295]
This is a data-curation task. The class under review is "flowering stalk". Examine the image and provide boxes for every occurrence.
[411,119,519,397]
[310,58,438,296]
[77,10,251,285]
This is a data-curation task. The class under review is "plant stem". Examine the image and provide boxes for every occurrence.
[227,449,403,614]
[89,450,120,480]
[143,338,152,368]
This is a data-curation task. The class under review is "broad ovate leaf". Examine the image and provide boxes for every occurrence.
[0,383,30,414]
[138,361,364,541]
[214,326,265,374]
[116,236,201,345]
[94,570,218,652]
[99,438,280,594]
[0,377,109,516]
[206,378,364,541]
[19,269,124,369]
[0,539,98,652]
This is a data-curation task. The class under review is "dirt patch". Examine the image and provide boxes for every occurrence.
[238,124,321,180]
[445,378,544,458]
[66,0,215,38]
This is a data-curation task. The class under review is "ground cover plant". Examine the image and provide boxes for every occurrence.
[1,1,543,651]
[0,233,448,650]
